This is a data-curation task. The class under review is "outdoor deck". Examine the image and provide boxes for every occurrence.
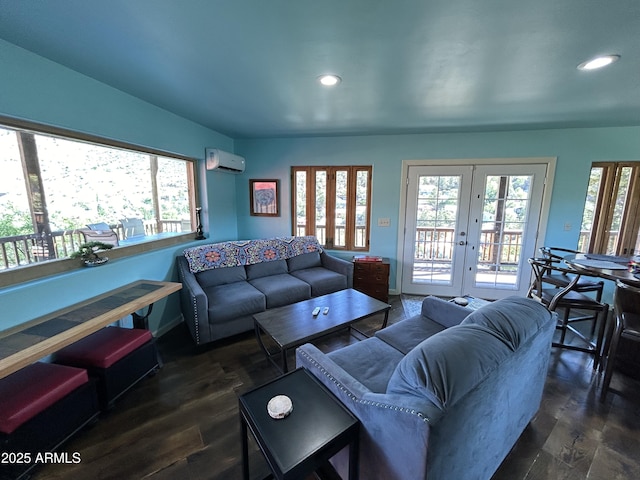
[0,219,190,270]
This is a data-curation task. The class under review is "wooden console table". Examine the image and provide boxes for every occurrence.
[0,280,181,380]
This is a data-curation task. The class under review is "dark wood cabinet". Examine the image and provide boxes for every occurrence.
[352,258,390,302]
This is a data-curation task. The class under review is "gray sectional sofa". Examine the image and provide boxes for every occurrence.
[296,295,556,480]
[176,236,353,345]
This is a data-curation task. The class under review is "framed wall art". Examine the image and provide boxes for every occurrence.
[250,179,279,216]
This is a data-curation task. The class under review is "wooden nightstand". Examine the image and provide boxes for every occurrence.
[352,257,390,302]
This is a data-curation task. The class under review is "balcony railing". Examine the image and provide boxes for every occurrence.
[0,220,192,270]
[298,225,525,264]
[5,223,607,272]
[295,225,367,248]
[413,227,525,268]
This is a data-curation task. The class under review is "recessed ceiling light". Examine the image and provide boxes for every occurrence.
[577,55,620,71]
[318,74,341,86]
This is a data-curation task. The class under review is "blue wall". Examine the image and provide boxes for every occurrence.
[0,39,237,333]
[235,128,640,292]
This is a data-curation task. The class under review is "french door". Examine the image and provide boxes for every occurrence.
[401,163,547,299]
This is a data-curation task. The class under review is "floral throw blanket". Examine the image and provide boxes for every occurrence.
[183,236,323,273]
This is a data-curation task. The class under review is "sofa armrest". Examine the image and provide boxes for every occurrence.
[320,251,353,288]
[176,256,211,345]
[296,344,430,480]
[421,296,471,328]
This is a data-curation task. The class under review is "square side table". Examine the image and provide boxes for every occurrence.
[239,368,359,480]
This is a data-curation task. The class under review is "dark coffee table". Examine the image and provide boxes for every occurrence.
[254,288,390,372]
[239,368,359,480]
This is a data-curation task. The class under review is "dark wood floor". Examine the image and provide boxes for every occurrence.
[32,296,640,480]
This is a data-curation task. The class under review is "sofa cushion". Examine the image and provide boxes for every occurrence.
[196,265,247,288]
[204,281,266,324]
[386,324,512,416]
[461,296,552,351]
[287,251,322,272]
[375,314,446,354]
[246,259,288,280]
[328,337,405,393]
[290,267,348,296]
[249,274,311,308]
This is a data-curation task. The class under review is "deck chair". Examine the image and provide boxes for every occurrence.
[80,223,119,246]
[120,218,146,239]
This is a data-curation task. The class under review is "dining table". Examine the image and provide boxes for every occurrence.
[563,253,640,287]
[564,252,640,378]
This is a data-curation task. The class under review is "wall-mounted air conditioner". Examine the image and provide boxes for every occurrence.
[205,148,245,174]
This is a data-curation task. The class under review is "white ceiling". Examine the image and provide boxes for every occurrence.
[0,0,638,138]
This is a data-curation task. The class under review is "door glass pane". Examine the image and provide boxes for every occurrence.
[295,171,307,236]
[354,170,368,248]
[334,170,347,247]
[413,175,460,284]
[315,171,326,245]
[476,175,530,287]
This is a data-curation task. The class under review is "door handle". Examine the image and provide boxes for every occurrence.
[459,241,467,246]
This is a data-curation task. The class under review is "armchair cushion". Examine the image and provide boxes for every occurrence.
[327,337,404,393]
[374,316,445,354]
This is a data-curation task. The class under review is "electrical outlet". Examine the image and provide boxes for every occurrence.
[564,223,572,231]
[377,218,391,227]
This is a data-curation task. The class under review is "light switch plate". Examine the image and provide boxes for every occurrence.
[378,218,391,227]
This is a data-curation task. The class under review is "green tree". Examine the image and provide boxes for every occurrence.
[0,202,32,237]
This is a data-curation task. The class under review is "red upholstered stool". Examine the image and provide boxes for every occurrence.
[53,326,159,411]
[0,362,99,480]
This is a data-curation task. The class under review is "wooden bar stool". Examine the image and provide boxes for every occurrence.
[0,362,99,480]
[528,257,609,370]
[600,281,640,402]
[539,247,604,333]
[53,326,159,411]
